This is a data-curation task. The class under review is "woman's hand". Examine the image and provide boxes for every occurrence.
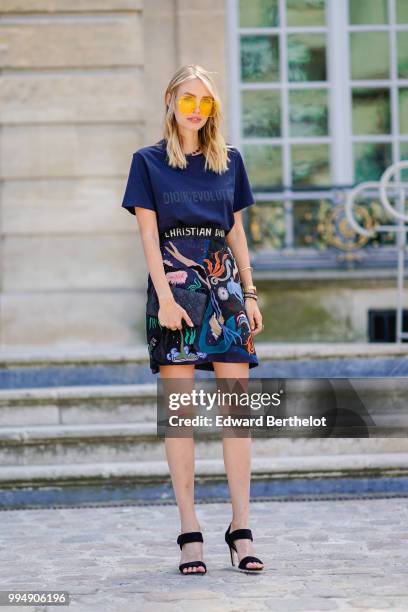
[158,296,194,330]
[244,298,263,336]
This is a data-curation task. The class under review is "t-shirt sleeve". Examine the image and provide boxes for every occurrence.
[121,151,156,215]
[233,149,256,212]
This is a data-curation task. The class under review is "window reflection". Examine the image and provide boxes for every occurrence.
[396,0,408,24]
[350,32,390,80]
[349,0,388,25]
[244,145,283,189]
[239,0,279,27]
[289,89,328,136]
[354,142,392,182]
[397,32,408,79]
[399,143,408,183]
[241,36,280,82]
[286,0,326,27]
[291,144,331,186]
[287,33,327,81]
[398,89,408,133]
[352,88,391,135]
[242,90,281,138]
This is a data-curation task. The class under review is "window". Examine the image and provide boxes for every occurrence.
[227,0,408,271]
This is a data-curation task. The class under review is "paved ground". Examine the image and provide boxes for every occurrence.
[1,497,408,611]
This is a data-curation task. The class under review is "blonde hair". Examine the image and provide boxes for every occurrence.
[162,64,233,173]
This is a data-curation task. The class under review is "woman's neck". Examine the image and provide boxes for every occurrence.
[178,130,200,154]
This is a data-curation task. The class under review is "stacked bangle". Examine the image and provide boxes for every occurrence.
[241,282,258,300]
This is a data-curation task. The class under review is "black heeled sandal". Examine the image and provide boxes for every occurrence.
[225,523,264,572]
[177,531,207,575]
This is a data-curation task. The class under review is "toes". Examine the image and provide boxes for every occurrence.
[182,564,205,573]
[246,561,263,569]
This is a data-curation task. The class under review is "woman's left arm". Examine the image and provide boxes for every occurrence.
[226,212,263,336]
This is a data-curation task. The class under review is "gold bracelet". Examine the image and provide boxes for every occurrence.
[243,290,257,296]
[243,285,257,293]
[239,265,253,272]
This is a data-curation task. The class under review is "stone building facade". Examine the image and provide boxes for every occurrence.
[0,0,228,348]
[1,0,407,349]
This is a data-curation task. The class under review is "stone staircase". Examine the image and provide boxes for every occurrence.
[0,345,408,502]
[0,344,408,504]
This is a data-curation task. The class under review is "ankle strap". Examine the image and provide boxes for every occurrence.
[177,531,203,549]
[228,528,253,542]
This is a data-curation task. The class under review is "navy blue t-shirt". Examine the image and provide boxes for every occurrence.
[121,138,255,234]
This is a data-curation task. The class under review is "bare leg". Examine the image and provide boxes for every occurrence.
[160,364,205,573]
[213,361,264,569]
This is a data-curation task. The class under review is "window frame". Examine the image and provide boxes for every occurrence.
[226,0,408,276]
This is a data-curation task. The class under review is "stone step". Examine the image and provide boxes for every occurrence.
[1,378,407,427]
[0,422,166,465]
[0,421,236,465]
[1,453,408,488]
[0,420,407,467]
[1,343,408,389]
[0,384,157,426]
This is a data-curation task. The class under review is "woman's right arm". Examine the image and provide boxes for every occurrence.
[135,207,194,330]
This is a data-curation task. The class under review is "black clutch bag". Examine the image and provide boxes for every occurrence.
[146,284,208,327]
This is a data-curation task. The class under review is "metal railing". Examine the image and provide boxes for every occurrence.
[345,161,408,343]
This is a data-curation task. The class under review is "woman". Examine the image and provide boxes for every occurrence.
[121,64,264,574]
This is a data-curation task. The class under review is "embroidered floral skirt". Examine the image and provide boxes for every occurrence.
[145,226,259,374]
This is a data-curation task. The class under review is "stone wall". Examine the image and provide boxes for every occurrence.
[257,278,408,343]
[0,0,228,348]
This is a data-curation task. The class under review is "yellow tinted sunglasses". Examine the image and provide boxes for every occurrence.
[177,94,218,118]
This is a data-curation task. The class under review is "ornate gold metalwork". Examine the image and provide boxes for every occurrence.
[323,203,375,251]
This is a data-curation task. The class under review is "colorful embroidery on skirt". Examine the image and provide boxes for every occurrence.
[187,277,202,291]
[147,238,257,369]
[166,329,207,364]
[147,315,161,330]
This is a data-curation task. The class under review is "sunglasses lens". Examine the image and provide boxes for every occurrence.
[178,95,196,115]
[200,97,217,117]
[177,95,218,117]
